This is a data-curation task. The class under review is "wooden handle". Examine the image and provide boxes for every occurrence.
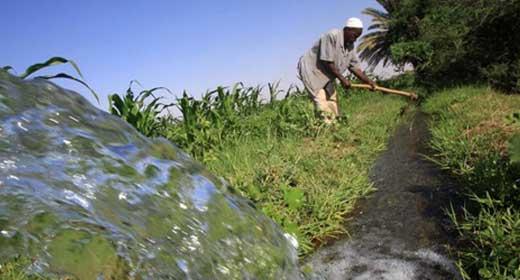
[351,84,418,100]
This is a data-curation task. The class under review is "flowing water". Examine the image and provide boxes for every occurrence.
[305,112,462,280]
[0,70,301,279]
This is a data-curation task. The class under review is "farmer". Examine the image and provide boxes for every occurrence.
[297,17,376,123]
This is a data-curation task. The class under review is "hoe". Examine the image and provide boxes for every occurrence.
[352,84,418,100]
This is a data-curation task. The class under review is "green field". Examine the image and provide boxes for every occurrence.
[140,83,409,255]
[203,89,408,254]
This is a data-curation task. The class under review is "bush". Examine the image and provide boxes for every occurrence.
[482,59,520,94]
[381,0,520,93]
[378,72,417,90]
[390,41,432,69]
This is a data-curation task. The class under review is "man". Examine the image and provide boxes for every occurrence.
[297,17,376,123]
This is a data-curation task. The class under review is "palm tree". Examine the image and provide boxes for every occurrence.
[357,0,400,69]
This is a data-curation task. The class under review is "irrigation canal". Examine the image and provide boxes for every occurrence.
[306,112,462,280]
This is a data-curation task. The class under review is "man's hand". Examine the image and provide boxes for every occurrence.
[352,67,377,91]
[323,61,352,92]
[368,80,377,91]
[341,79,351,91]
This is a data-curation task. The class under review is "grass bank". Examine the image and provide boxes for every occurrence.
[203,89,408,255]
[149,83,409,255]
[423,86,520,279]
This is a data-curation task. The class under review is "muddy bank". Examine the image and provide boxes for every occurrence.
[306,112,462,280]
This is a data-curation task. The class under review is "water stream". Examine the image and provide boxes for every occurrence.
[305,112,462,280]
[0,71,300,279]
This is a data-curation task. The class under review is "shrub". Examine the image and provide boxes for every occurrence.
[482,59,520,94]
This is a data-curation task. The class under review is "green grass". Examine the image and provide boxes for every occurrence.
[109,81,408,256]
[423,86,520,280]
[204,89,408,254]
[0,258,47,280]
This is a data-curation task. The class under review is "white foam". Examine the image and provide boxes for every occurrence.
[353,258,416,280]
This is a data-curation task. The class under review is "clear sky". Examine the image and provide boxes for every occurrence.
[2,0,382,110]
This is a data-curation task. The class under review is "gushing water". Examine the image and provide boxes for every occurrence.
[0,70,300,279]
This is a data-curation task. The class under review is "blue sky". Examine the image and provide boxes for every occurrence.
[2,0,381,110]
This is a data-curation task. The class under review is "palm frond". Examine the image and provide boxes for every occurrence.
[358,1,399,68]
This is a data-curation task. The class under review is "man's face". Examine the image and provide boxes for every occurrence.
[344,27,363,44]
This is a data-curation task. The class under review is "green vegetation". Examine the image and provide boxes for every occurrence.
[161,83,276,160]
[203,89,407,254]
[111,82,408,255]
[424,86,520,279]
[0,257,47,280]
[360,0,520,93]
[108,80,174,137]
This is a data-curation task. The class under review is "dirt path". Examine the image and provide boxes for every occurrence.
[305,112,462,280]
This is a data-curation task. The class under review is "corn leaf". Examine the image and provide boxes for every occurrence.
[35,73,99,103]
[20,57,83,79]
[2,66,14,72]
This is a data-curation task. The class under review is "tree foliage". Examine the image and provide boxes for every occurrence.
[361,0,520,93]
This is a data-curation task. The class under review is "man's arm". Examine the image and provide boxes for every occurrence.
[351,67,377,89]
[318,32,352,91]
[323,61,352,90]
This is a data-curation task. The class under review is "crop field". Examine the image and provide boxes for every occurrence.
[108,80,409,255]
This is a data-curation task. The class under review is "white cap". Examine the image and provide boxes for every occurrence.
[346,17,363,29]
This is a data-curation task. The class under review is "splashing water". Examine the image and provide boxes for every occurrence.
[0,70,300,279]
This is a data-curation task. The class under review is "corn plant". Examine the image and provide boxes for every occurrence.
[163,83,267,160]
[168,90,221,159]
[2,56,99,103]
[268,81,281,103]
[108,81,174,137]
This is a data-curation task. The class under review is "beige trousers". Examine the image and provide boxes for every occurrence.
[308,82,338,123]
